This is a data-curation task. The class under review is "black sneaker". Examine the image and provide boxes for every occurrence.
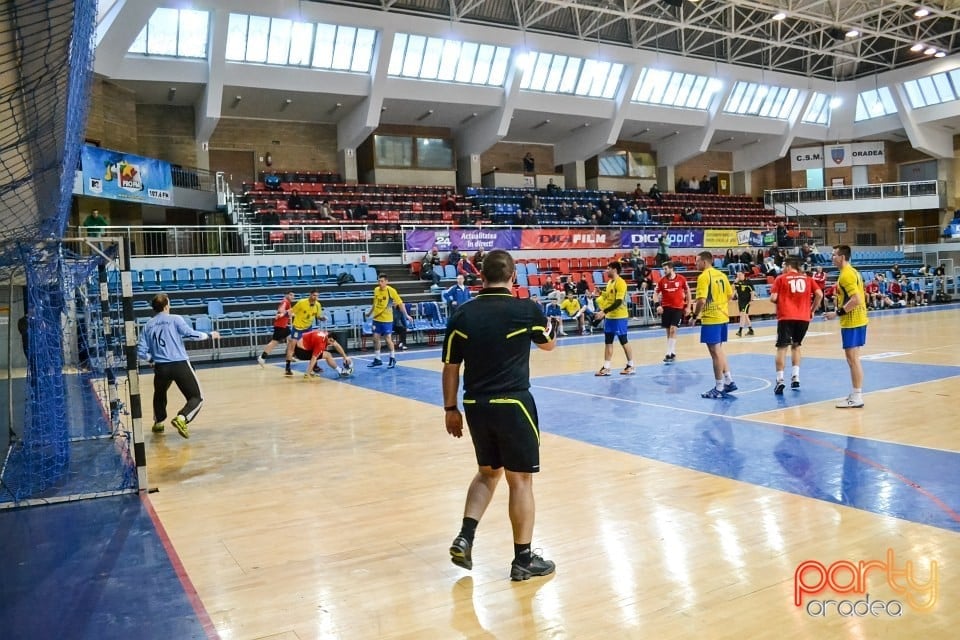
[284,369,294,377]
[449,536,472,570]
[367,358,383,368]
[774,381,785,395]
[747,328,755,335]
[791,378,800,390]
[510,553,555,581]
[736,329,742,337]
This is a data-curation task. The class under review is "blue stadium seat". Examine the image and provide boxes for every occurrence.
[207,300,224,317]
[191,267,210,289]
[207,266,224,288]
[175,268,195,290]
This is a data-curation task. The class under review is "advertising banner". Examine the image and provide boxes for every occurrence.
[404,228,521,252]
[851,141,886,165]
[81,145,173,204]
[823,143,853,167]
[520,229,620,250]
[702,229,741,247]
[619,228,703,249]
[790,145,824,171]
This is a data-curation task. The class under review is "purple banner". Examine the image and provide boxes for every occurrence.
[404,228,521,252]
[619,228,704,249]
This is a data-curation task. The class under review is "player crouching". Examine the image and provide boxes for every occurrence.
[293,330,354,379]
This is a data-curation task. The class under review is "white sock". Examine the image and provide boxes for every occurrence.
[667,338,676,354]
[627,360,634,367]
[776,370,784,382]
[852,388,862,398]
[792,366,800,380]
[723,371,733,384]
[604,361,611,369]
[715,379,725,391]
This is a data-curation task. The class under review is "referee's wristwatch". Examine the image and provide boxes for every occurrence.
[444,405,459,412]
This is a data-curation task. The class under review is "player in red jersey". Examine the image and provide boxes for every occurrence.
[257,291,296,367]
[769,257,823,395]
[293,330,354,379]
[653,261,690,363]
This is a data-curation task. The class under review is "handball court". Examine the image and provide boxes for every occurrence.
[2,304,959,639]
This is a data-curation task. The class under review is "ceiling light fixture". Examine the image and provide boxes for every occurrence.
[416,109,434,121]
[914,8,930,18]
[923,47,936,55]
[231,95,242,108]
[166,87,177,101]
[910,43,924,52]
[772,12,786,21]
[658,130,680,141]
[532,119,551,130]
[845,29,859,38]
[934,51,946,58]
[459,112,478,125]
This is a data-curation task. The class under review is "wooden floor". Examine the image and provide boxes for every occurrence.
[146,305,960,639]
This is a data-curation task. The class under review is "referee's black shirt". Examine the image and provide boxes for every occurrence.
[442,287,550,396]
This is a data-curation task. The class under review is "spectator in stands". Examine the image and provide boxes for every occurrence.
[682,208,702,223]
[443,274,472,316]
[799,242,814,264]
[523,152,535,173]
[676,177,687,193]
[632,183,644,199]
[541,276,563,303]
[318,200,336,221]
[776,222,790,247]
[83,209,108,237]
[546,178,560,195]
[448,245,462,268]
[287,190,306,210]
[422,246,442,286]
[723,249,736,267]
[457,255,480,286]
[756,249,765,266]
[559,291,587,334]
[865,275,882,309]
[648,184,663,205]
[628,247,643,273]
[576,273,590,296]
[263,174,282,190]
[520,191,535,212]
[440,191,458,212]
[891,264,902,280]
[635,263,654,292]
[904,276,926,305]
[739,249,754,266]
[351,200,370,221]
[472,249,485,272]
[700,175,711,193]
[887,277,905,307]
[655,234,670,266]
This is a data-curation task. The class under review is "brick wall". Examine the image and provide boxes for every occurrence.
[480,142,554,174]
[209,119,338,175]
[135,105,197,166]
[85,78,138,151]
[675,151,733,188]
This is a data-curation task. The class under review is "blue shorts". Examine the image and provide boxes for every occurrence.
[841,325,867,349]
[373,320,393,335]
[289,326,309,340]
[603,318,629,337]
[700,323,728,345]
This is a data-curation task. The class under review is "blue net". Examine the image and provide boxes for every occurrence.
[0,0,135,504]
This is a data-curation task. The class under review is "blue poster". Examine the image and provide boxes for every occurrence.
[81,145,173,204]
[619,228,704,249]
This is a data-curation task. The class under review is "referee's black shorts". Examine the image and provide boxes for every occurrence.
[463,390,540,473]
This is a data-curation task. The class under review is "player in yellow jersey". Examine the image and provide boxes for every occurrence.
[284,290,326,376]
[365,274,414,369]
[592,261,635,376]
[693,251,736,398]
[824,244,868,408]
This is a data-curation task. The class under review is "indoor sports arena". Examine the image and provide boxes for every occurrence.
[1,1,959,637]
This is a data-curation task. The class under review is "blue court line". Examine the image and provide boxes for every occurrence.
[345,353,960,532]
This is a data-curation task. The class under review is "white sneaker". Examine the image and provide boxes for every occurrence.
[257,356,265,368]
[836,395,864,408]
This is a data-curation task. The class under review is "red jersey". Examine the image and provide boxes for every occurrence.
[655,274,688,310]
[300,330,329,356]
[274,298,292,328]
[771,272,820,321]
[865,282,880,295]
[812,271,826,289]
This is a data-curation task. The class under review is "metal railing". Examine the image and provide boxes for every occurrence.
[75,225,373,259]
[764,180,943,206]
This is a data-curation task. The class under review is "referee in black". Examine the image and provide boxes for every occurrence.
[442,249,557,581]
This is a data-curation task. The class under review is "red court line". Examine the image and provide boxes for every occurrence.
[142,494,222,640]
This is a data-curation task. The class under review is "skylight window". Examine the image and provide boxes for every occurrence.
[128,8,209,58]
[388,34,510,86]
[903,70,960,108]
[801,92,832,125]
[854,87,897,121]
[723,81,799,118]
[519,52,623,99]
[224,14,375,72]
[632,69,720,109]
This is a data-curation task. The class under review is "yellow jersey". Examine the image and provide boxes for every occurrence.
[598,276,629,320]
[372,285,404,322]
[836,263,868,328]
[290,298,323,330]
[695,267,732,325]
[559,297,581,316]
